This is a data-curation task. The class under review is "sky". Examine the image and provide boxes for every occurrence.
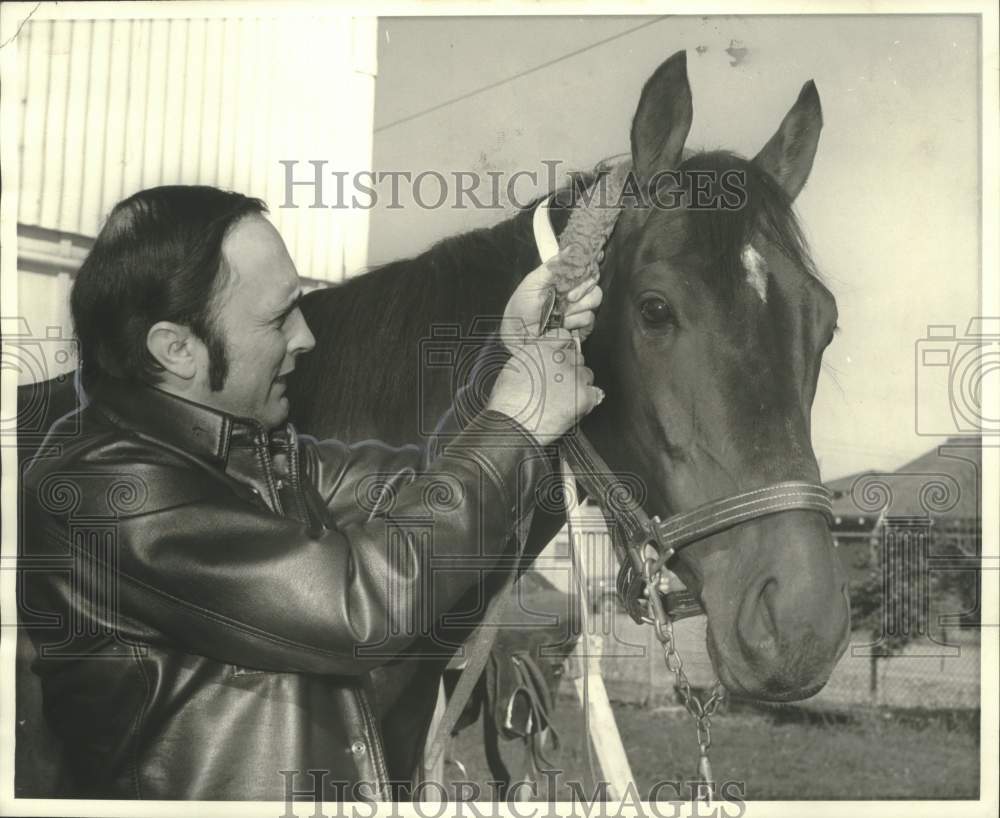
[368,14,984,481]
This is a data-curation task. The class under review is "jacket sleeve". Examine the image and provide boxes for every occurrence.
[305,332,561,536]
[24,407,553,677]
[322,332,577,577]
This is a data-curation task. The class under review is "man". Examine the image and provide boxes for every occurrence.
[20,186,602,800]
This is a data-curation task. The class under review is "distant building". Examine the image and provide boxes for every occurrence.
[827,437,982,619]
[828,437,980,533]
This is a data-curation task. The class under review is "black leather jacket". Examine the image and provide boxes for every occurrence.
[20,376,553,800]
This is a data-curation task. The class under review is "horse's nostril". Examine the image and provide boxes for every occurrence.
[736,571,849,672]
[735,576,782,662]
[758,577,781,641]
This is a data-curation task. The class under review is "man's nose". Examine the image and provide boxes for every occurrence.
[288,308,316,356]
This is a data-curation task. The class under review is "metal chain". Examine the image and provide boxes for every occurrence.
[639,552,726,800]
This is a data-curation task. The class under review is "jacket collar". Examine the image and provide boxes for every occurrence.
[90,378,282,464]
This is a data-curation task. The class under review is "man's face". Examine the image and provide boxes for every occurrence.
[200,215,315,429]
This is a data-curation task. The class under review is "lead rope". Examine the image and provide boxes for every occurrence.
[534,198,602,793]
[561,384,600,793]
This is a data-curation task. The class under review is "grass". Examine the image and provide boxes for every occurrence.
[447,696,980,801]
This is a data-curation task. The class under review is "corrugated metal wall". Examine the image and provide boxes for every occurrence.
[13,11,376,375]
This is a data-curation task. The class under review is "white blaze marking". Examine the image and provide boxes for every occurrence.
[741,243,768,302]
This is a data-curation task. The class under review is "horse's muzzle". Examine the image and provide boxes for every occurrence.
[706,516,852,701]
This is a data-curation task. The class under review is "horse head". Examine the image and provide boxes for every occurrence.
[583,51,850,701]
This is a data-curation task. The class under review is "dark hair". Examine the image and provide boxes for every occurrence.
[674,151,818,300]
[71,186,267,390]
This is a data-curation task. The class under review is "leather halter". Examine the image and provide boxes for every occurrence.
[559,430,833,622]
[533,197,834,622]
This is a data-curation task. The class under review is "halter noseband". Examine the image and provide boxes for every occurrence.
[560,430,833,623]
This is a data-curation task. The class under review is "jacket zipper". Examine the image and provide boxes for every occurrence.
[255,431,284,515]
[355,688,390,800]
[284,426,311,523]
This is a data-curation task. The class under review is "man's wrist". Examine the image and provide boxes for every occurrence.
[442,408,556,519]
[477,408,555,460]
[494,317,535,352]
[482,399,555,448]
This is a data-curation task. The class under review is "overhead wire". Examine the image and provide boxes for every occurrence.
[374,17,669,134]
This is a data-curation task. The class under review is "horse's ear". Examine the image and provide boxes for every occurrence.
[630,51,693,181]
[753,80,823,201]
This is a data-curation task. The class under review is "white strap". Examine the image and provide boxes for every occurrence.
[423,199,563,775]
[532,196,560,262]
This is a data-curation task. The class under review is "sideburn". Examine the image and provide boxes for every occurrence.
[205,330,230,392]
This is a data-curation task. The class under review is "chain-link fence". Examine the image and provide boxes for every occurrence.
[542,508,982,714]
[561,617,981,712]
[591,518,980,710]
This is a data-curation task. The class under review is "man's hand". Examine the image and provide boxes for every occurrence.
[486,328,604,447]
[500,255,603,346]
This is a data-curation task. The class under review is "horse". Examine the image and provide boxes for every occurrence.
[14,49,851,798]
[286,49,851,791]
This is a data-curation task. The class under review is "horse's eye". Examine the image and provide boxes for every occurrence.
[639,297,673,326]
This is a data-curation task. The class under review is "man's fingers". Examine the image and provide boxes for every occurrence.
[564,283,603,315]
[527,256,563,287]
[562,311,595,333]
[566,277,598,303]
[541,327,576,348]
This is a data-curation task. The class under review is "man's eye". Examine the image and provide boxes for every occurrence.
[639,297,674,326]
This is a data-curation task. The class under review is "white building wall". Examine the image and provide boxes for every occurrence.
[12,10,377,380]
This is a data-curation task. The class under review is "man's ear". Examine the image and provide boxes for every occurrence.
[147,321,199,380]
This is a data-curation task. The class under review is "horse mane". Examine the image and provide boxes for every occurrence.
[288,154,816,443]
[289,189,578,443]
